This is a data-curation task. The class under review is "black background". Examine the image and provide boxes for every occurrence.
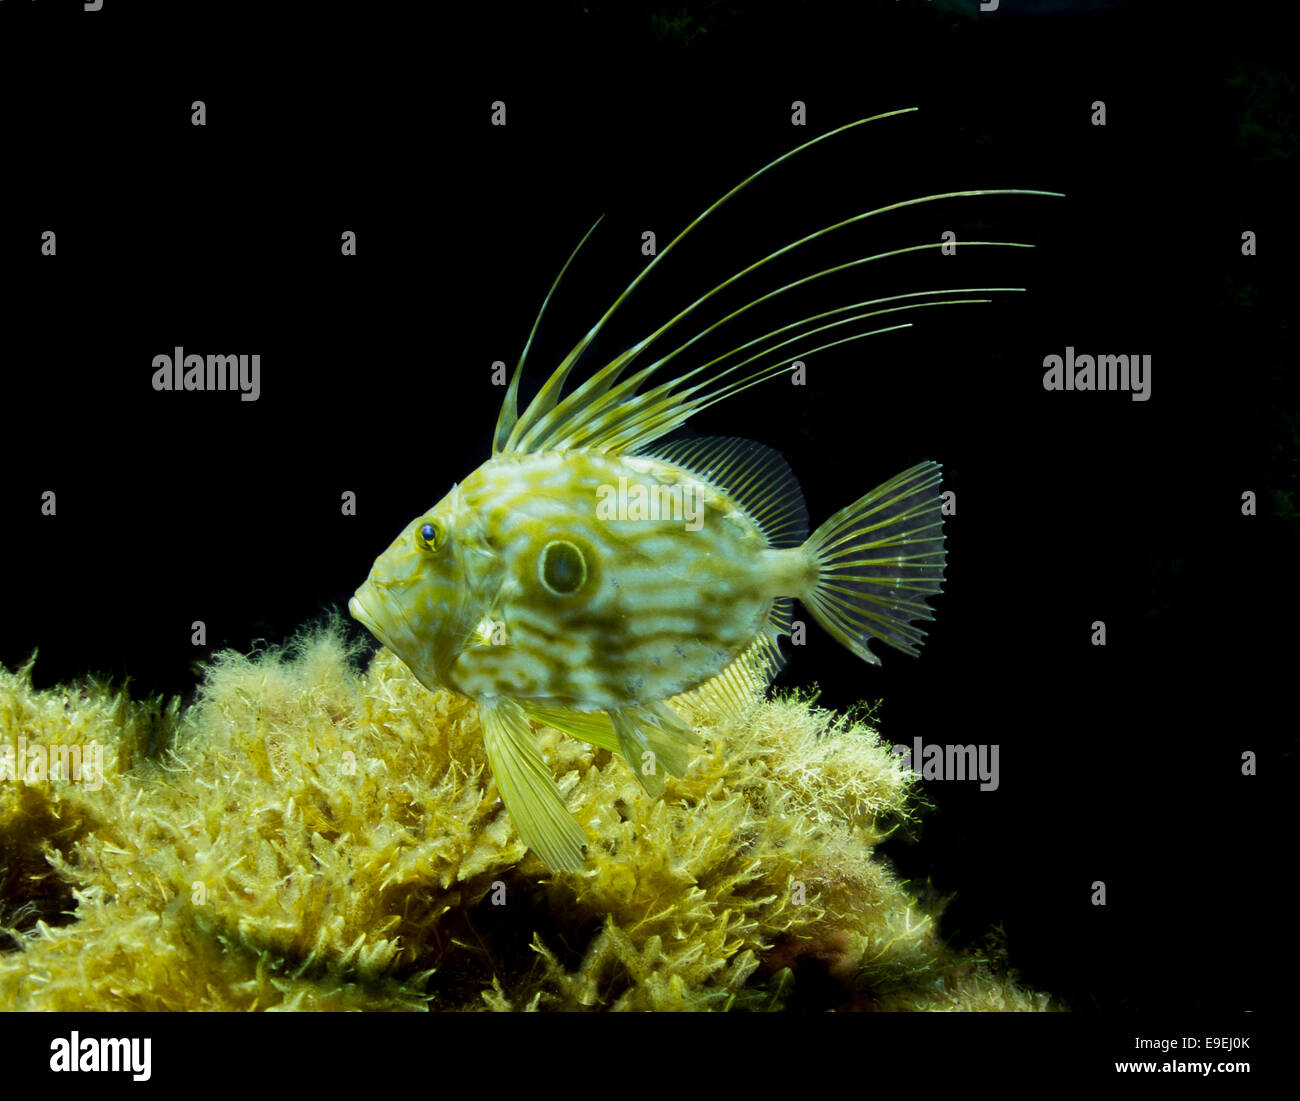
[1,0,1293,1023]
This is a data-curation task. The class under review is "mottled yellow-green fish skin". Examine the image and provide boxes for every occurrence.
[350,110,1057,871]
[364,449,806,708]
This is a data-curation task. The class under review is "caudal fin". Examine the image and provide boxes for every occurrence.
[800,461,946,665]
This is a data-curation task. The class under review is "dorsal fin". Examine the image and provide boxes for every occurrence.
[493,216,605,455]
[499,110,920,455]
[494,112,1062,458]
[647,436,809,549]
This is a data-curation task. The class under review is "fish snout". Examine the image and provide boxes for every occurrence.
[348,590,387,644]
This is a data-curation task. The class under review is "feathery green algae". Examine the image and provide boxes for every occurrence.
[0,619,1048,1011]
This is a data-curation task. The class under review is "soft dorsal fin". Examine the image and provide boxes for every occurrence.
[647,436,809,549]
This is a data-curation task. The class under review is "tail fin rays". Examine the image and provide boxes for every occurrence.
[800,461,947,664]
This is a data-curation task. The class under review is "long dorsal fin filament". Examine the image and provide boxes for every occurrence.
[501,110,922,453]
[496,111,1063,457]
[493,215,605,456]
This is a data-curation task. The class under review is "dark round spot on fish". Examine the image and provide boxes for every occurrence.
[539,539,587,596]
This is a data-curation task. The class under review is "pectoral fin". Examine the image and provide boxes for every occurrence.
[479,697,586,872]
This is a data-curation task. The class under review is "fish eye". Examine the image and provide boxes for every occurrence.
[539,540,587,596]
[415,519,445,554]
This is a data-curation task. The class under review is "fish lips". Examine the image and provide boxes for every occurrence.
[348,592,387,646]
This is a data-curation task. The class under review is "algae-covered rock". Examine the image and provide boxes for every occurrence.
[0,620,1048,1011]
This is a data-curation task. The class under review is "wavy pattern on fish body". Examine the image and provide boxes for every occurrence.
[447,450,793,709]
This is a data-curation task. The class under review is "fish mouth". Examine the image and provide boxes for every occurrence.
[348,594,385,643]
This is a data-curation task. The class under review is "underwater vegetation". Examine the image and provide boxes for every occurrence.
[0,621,1049,1010]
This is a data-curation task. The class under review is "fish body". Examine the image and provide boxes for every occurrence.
[444,448,801,708]
[350,111,1059,870]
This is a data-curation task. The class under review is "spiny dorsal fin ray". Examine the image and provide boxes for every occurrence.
[499,113,1062,458]
[512,188,1056,457]
[648,436,809,549]
[524,280,1001,455]
[493,216,605,456]
[509,216,1048,454]
[558,291,1001,455]
[504,110,922,453]
[508,184,1058,455]
[516,218,1029,455]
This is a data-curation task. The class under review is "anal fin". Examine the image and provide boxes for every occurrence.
[670,603,786,720]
